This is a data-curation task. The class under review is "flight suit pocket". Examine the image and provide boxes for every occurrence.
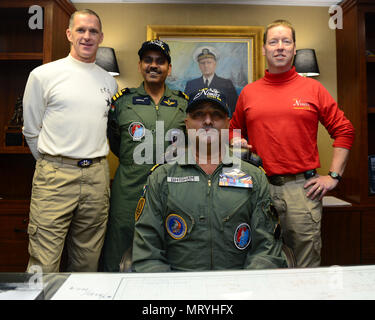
[222,203,252,257]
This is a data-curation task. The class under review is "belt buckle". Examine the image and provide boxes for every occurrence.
[77,159,93,168]
[304,169,316,180]
[269,175,285,186]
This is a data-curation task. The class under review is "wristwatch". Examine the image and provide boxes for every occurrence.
[328,171,342,181]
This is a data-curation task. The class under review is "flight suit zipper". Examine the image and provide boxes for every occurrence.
[196,166,222,269]
[207,175,213,269]
[164,105,185,134]
[208,168,222,269]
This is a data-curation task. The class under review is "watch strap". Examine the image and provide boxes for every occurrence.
[328,171,342,181]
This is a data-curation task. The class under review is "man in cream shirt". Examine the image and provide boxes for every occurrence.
[22,9,117,272]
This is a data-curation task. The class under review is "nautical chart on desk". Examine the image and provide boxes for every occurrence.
[51,266,375,300]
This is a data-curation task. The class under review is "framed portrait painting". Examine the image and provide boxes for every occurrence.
[147,25,265,114]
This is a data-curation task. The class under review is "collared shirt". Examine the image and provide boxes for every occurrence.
[107,82,188,164]
[203,74,214,87]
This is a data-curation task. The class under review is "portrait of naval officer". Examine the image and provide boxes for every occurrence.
[184,46,238,116]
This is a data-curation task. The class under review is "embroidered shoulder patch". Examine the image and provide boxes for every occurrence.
[134,197,145,222]
[112,88,130,102]
[179,91,189,100]
[135,185,147,222]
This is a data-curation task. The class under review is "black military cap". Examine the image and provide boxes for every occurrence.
[138,39,171,63]
[187,88,230,115]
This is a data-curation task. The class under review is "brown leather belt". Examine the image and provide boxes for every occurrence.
[41,154,104,168]
[267,169,317,186]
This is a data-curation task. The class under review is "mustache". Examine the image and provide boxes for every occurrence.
[146,67,162,74]
[197,126,218,134]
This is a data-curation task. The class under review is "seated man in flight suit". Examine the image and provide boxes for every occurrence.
[132,88,287,272]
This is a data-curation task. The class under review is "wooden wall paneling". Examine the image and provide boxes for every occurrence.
[321,207,361,266]
[336,1,375,205]
[361,209,375,264]
[336,5,362,203]
[51,2,72,62]
[0,200,30,271]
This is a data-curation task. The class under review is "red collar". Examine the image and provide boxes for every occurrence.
[264,67,299,83]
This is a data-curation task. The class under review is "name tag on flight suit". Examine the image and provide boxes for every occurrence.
[167,176,200,183]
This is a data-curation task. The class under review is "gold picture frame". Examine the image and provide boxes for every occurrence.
[147,25,265,113]
[147,25,265,80]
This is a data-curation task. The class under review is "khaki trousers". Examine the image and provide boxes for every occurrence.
[269,174,322,267]
[27,156,110,273]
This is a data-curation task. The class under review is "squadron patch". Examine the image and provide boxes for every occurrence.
[234,223,251,250]
[128,122,145,141]
[166,214,187,240]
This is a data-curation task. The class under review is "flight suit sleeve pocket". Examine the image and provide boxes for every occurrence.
[221,202,252,264]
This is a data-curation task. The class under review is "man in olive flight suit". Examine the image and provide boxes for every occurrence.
[101,40,188,272]
[132,88,287,272]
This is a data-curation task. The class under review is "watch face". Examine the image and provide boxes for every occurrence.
[329,171,341,180]
[331,172,338,178]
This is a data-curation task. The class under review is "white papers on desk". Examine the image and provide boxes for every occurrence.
[51,274,123,300]
[51,265,375,300]
[322,196,351,207]
[0,283,42,300]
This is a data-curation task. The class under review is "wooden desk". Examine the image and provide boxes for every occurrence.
[321,202,375,266]
[48,265,375,300]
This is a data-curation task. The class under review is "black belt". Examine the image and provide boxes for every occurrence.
[267,169,317,186]
[41,154,104,168]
